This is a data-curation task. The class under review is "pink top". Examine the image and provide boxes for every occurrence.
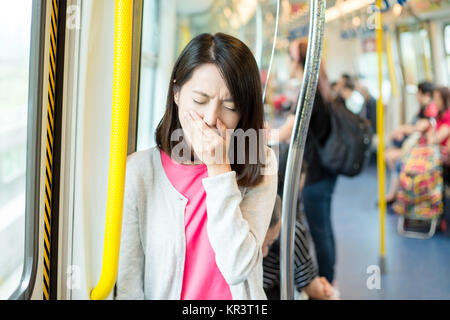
[436,110,450,146]
[160,150,232,300]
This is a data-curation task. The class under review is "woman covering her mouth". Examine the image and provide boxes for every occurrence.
[116,32,278,300]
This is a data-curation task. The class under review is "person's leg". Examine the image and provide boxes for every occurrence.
[384,147,398,170]
[386,169,399,203]
[302,177,337,283]
[385,148,403,202]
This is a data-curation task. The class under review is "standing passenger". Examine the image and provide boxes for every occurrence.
[338,75,365,116]
[116,33,278,300]
[267,39,338,285]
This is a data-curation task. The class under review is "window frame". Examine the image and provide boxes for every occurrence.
[136,0,160,151]
[444,22,450,84]
[397,23,434,85]
[8,0,45,300]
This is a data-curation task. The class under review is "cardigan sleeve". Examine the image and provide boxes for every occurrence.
[202,147,278,286]
[116,154,145,299]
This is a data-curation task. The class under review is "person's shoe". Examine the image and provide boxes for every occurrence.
[375,198,396,208]
[387,202,397,215]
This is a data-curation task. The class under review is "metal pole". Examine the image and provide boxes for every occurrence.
[280,0,326,300]
[375,0,387,274]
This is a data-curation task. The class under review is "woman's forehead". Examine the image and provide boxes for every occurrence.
[186,64,230,96]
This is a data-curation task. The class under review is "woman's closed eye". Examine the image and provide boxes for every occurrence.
[224,105,237,112]
[193,98,207,105]
[193,98,236,112]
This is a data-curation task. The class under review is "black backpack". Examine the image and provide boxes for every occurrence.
[317,98,373,177]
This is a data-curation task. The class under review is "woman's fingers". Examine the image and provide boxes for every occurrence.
[182,110,231,165]
[183,111,209,142]
[182,111,194,134]
[182,111,197,145]
[189,110,214,137]
[217,118,231,144]
[217,117,233,147]
[217,118,226,138]
[189,110,229,148]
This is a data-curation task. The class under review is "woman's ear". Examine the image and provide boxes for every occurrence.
[174,93,179,107]
[173,86,180,107]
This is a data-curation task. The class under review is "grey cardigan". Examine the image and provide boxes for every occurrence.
[116,145,278,300]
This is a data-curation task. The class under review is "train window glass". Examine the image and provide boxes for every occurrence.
[0,2,33,299]
[136,1,278,151]
[358,51,391,101]
[445,24,450,83]
[398,27,433,86]
[172,0,277,85]
[137,0,159,151]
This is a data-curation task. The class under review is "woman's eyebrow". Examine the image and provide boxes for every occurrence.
[193,90,233,102]
[193,90,210,97]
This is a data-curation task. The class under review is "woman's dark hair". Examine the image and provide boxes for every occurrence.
[155,33,266,187]
[269,194,282,229]
[434,86,450,114]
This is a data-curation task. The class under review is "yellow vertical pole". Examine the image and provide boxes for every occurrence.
[375,0,386,273]
[90,0,133,300]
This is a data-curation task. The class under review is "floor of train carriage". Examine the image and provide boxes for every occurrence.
[332,156,450,300]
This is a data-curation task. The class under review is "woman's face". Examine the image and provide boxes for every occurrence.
[433,90,444,111]
[174,63,241,136]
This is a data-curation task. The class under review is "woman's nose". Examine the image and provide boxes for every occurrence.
[202,104,220,128]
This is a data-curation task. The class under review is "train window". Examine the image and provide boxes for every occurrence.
[358,50,390,100]
[1,1,43,299]
[445,24,450,83]
[136,0,278,151]
[398,26,433,86]
[0,1,33,299]
[137,0,159,151]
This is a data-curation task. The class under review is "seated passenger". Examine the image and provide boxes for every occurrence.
[262,195,338,300]
[384,82,435,204]
[418,87,450,234]
[389,82,436,147]
[415,86,450,146]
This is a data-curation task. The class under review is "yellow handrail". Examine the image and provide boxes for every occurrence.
[90,0,133,300]
[375,0,386,271]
